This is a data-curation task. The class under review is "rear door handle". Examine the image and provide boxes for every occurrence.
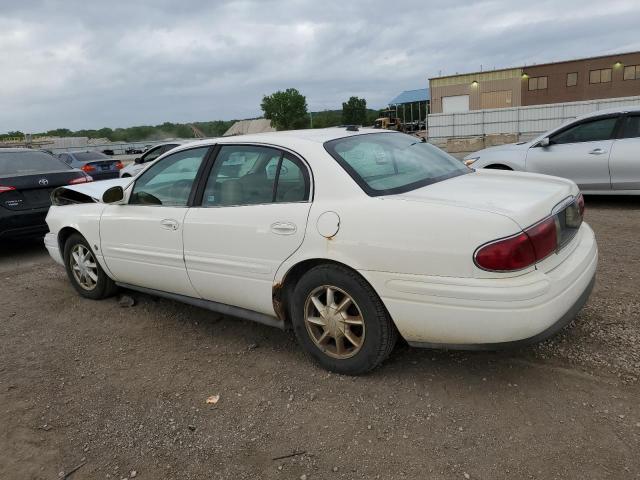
[160,218,179,230]
[271,222,297,235]
[589,148,607,155]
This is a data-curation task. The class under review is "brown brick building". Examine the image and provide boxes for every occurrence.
[429,52,640,114]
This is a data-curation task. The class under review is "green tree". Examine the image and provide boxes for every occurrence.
[342,96,367,125]
[261,88,308,130]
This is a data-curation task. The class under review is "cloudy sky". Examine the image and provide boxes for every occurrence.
[2,0,639,133]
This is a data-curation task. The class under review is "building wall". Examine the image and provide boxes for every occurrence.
[522,52,640,106]
[429,69,522,113]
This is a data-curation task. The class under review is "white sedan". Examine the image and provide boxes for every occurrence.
[44,128,597,374]
[463,106,640,194]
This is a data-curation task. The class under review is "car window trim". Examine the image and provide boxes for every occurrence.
[127,145,215,208]
[192,143,313,208]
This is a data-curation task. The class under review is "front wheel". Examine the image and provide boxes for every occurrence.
[64,233,117,299]
[290,264,397,375]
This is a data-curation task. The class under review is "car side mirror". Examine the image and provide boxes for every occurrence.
[539,137,550,147]
[102,186,125,204]
[134,157,143,164]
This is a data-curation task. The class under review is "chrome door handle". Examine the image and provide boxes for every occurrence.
[160,218,179,230]
[271,222,297,235]
[589,148,607,155]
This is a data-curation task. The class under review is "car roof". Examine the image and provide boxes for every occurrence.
[170,127,399,152]
[576,104,640,120]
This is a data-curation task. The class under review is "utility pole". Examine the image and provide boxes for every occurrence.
[309,111,313,129]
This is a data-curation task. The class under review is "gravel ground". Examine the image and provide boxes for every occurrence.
[1,196,639,480]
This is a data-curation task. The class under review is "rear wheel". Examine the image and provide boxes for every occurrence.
[64,233,117,299]
[290,264,397,375]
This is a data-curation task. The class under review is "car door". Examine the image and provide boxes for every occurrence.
[609,113,640,190]
[100,146,211,296]
[183,144,312,316]
[525,115,621,191]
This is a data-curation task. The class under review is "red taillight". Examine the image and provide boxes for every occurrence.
[81,164,96,173]
[475,232,537,272]
[69,175,93,184]
[0,185,16,194]
[475,217,558,272]
[526,216,557,261]
[115,161,124,170]
[577,193,585,216]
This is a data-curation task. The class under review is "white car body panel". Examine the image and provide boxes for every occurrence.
[609,136,640,190]
[45,128,598,347]
[464,105,640,195]
[184,202,312,315]
[100,204,200,297]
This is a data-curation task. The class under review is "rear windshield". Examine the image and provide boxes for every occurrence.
[74,152,110,161]
[324,133,469,196]
[0,150,71,175]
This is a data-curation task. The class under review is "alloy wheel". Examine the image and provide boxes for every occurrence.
[69,244,98,291]
[303,285,365,359]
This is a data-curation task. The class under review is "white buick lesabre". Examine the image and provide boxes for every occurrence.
[44,128,597,374]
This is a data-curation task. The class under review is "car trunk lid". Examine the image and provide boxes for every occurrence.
[0,171,87,211]
[385,169,578,229]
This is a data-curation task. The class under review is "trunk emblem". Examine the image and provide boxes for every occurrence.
[38,178,49,186]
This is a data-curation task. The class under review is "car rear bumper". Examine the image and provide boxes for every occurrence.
[44,232,64,265]
[0,207,49,239]
[360,223,598,347]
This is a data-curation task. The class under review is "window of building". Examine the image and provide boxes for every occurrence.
[566,72,578,87]
[589,68,612,84]
[528,76,548,91]
[623,65,640,80]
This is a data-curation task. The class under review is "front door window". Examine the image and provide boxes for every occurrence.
[130,147,209,206]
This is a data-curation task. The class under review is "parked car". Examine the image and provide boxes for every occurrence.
[125,146,144,155]
[0,148,91,239]
[58,151,124,181]
[464,106,640,194]
[44,128,597,374]
[120,141,188,178]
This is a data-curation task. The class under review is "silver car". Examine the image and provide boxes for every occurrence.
[464,106,640,194]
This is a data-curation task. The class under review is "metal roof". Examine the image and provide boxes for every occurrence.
[388,88,430,105]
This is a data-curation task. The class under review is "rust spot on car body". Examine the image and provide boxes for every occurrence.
[272,282,287,323]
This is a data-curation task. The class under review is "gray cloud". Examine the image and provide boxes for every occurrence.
[1,0,639,132]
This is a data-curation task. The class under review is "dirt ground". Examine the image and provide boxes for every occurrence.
[1,196,639,480]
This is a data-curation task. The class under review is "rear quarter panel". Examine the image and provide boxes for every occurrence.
[276,196,528,282]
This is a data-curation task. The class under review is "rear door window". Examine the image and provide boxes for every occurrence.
[201,146,310,206]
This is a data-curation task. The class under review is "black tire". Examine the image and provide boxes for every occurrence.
[290,264,397,375]
[63,233,117,300]
[484,164,512,170]
[122,173,132,178]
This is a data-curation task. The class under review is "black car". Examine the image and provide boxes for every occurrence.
[58,151,124,180]
[0,149,92,239]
